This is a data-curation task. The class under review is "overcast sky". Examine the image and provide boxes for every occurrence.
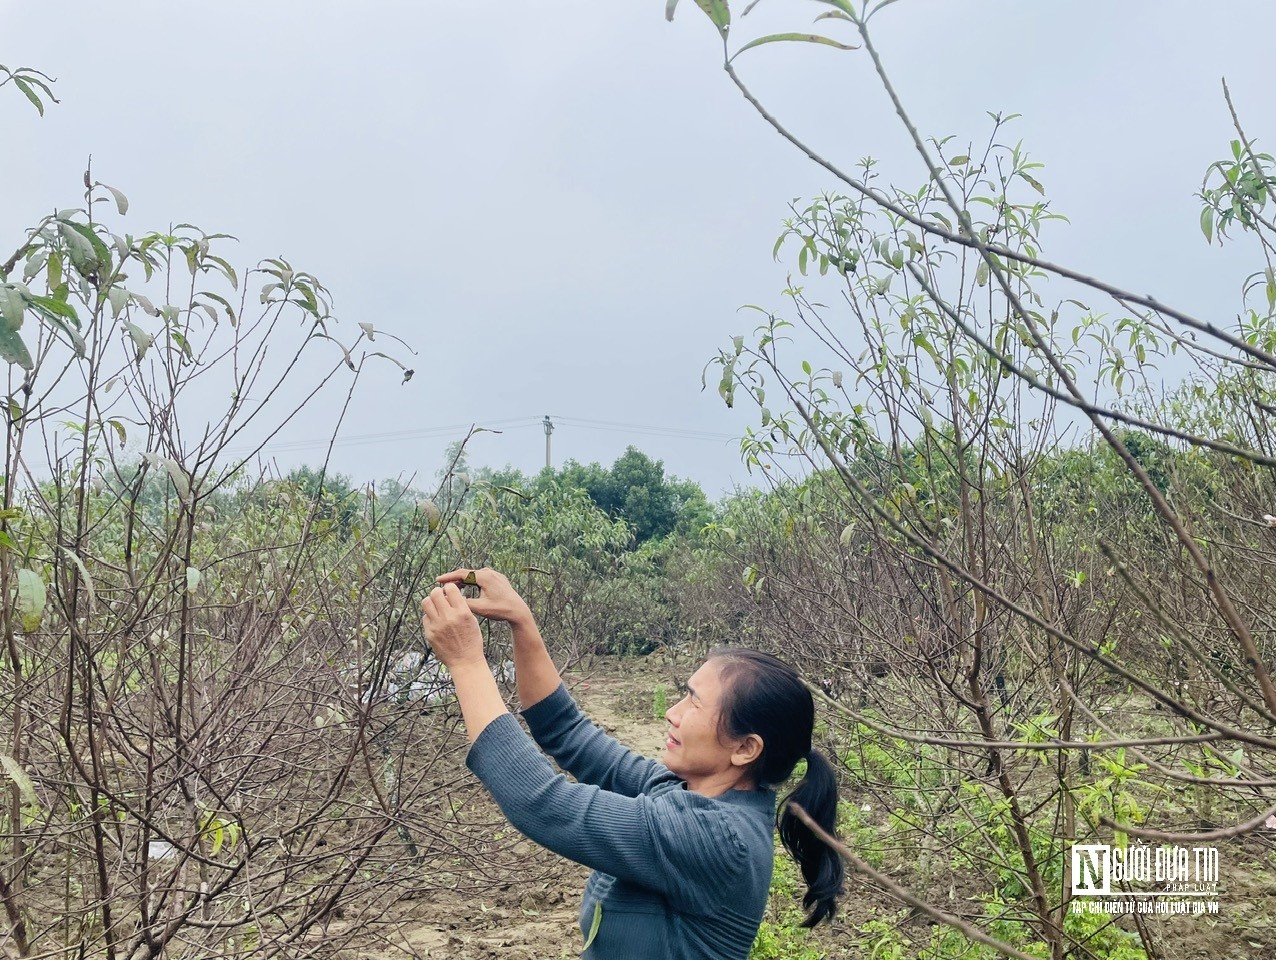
[5,1,1273,496]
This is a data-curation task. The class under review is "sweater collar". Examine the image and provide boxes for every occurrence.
[716,786,777,814]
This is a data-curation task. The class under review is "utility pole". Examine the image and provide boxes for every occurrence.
[543,415,554,470]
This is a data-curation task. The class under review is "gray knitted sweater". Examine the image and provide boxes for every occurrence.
[466,683,776,959]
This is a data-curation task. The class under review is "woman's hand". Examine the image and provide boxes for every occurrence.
[420,583,486,670]
[436,567,534,629]
[420,582,508,743]
[440,567,557,710]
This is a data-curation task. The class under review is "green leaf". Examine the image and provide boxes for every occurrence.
[133,293,160,317]
[205,255,238,290]
[693,0,730,31]
[0,327,33,370]
[100,183,129,216]
[867,0,903,18]
[1200,206,1214,244]
[913,333,940,363]
[29,293,77,323]
[197,290,237,326]
[0,284,25,328]
[143,452,190,502]
[170,329,194,361]
[294,282,319,316]
[419,499,442,532]
[949,155,970,166]
[445,525,462,553]
[332,338,356,371]
[57,545,96,615]
[30,300,86,358]
[15,568,46,632]
[107,418,127,448]
[124,321,153,360]
[70,221,112,270]
[11,76,44,116]
[718,359,736,408]
[46,250,63,290]
[107,286,130,318]
[583,902,603,951]
[975,261,990,287]
[1019,172,1045,195]
[0,754,39,807]
[57,222,97,266]
[730,32,857,60]
[22,251,47,283]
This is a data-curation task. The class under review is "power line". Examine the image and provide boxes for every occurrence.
[227,413,740,458]
[549,415,737,442]
[227,417,541,455]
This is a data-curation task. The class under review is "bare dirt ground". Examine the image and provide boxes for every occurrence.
[340,655,1275,960]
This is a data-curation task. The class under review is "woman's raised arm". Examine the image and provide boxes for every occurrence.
[435,567,559,710]
[435,567,668,796]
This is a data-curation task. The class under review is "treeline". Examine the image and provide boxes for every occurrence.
[217,423,1221,669]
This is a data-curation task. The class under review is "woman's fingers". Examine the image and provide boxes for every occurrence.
[420,585,486,668]
[426,582,485,622]
[436,567,503,589]
[441,582,469,610]
[421,586,463,627]
[430,567,534,627]
[420,589,439,620]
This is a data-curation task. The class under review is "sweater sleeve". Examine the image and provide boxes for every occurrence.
[468,712,746,911]
[521,682,671,797]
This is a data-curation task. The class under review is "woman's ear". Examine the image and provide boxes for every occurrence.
[731,733,764,768]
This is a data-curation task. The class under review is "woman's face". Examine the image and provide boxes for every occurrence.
[662,659,758,793]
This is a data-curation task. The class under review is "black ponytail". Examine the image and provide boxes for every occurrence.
[711,648,845,927]
[778,749,845,927]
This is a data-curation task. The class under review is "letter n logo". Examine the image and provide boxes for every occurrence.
[1071,844,1110,895]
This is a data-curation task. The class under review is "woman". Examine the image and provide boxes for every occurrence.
[420,567,844,960]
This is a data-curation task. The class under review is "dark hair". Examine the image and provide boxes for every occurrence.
[710,647,845,927]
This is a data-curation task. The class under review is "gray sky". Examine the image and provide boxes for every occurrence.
[4,1,1272,495]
